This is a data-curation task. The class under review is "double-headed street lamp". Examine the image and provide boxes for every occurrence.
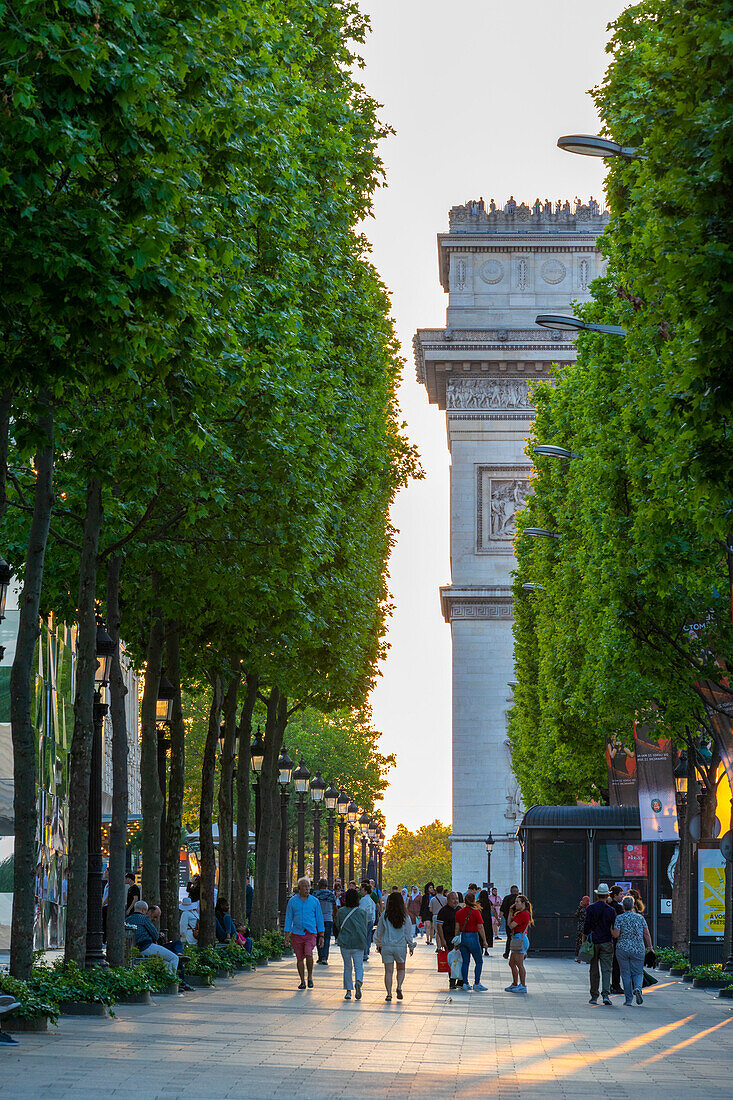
[293,759,311,880]
[347,800,358,882]
[359,811,370,879]
[277,747,294,924]
[310,773,326,882]
[324,782,339,885]
[250,726,265,840]
[337,790,349,883]
[86,619,115,968]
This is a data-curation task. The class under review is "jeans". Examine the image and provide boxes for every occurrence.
[459,932,482,986]
[363,925,374,962]
[318,921,333,962]
[141,942,180,976]
[340,946,364,990]
[617,948,644,1001]
[589,941,614,998]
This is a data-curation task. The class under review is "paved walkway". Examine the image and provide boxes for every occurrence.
[2,939,732,1098]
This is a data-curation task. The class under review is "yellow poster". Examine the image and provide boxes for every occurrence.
[698,848,725,936]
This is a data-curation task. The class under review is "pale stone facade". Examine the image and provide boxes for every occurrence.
[414,197,608,894]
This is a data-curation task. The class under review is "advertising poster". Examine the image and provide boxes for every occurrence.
[633,724,679,841]
[698,679,733,796]
[698,847,725,936]
[606,734,638,807]
[623,843,648,877]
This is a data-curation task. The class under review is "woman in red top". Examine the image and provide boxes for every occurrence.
[454,892,489,991]
[506,894,533,993]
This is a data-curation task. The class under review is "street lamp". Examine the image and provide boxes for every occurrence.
[310,772,326,882]
[359,811,370,879]
[86,619,115,968]
[485,832,495,890]
[277,748,293,924]
[533,445,578,460]
[556,133,640,161]
[324,782,338,886]
[536,314,627,337]
[155,671,175,932]
[156,670,175,724]
[521,583,545,592]
[523,527,559,539]
[293,759,311,880]
[337,790,349,883]
[250,726,265,839]
[347,802,358,882]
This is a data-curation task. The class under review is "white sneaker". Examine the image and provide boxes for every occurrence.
[473,983,488,991]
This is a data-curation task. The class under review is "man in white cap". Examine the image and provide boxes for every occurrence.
[582,883,617,1006]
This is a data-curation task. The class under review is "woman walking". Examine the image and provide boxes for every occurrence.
[407,886,422,934]
[505,894,533,993]
[334,887,371,1001]
[419,883,435,944]
[611,895,652,1005]
[574,895,590,961]
[455,891,488,991]
[376,891,415,1001]
[488,886,502,936]
[478,889,494,955]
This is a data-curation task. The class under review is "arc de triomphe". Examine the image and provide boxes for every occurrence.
[414,197,609,892]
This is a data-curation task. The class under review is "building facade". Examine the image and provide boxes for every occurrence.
[414,197,608,893]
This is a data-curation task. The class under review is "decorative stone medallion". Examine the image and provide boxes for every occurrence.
[479,259,504,284]
[540,259,566,284]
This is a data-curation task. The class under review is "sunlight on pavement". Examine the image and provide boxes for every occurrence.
[456,1034,583,1070]
[639,1017,732,1066]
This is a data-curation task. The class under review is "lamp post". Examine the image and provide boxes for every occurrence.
[85,619,115,968]
[310,772,326,882]
[250,726,265,842]
[535,313,627,337]
[521,583,545,592]
[378,830,384,891]
[293,759,311,880]
[337,790,349,883]
[523,527,559,540]
[347,801,358,882]
[156,670,175,932]
[359,811,370,880]
[556,133,640,161]
[0,554,12,663]
[277,747,293,924]
[324,783,338,886]
[485,832,495,890]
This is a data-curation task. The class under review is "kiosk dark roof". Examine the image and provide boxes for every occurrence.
[519,805,640,831]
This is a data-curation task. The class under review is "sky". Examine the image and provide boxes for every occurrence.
[359,0,626,835]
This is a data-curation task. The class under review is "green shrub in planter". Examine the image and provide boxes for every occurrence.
[103,965,156,1000]
[30,960,115,1007]
[0,973,59,1025]
[688,964,730,988]
[181,947,216,981]
[137,955,180,992]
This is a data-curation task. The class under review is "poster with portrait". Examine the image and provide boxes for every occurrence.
[698,847,725,936]
[697,679,733,797]
[606,733,637,807]
[633,723,679,842]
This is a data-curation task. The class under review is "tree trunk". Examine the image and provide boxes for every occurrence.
[164,621,185,940]
[65,477,103,965]
[232,673,258,926]
[251,687,287,936]
[217,671,240,909]
[9,399,53,979]
[0,385,12,525]
[198,672,224,947]
[140,618,164,906]
[105,556,128,967]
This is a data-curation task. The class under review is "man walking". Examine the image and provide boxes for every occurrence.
[430,886,447,935]
[583,883,617,1006]
[359,880,377,961]
[313,878,337,965]
[435,891,462,989]
[608,885,624,994]
[284,877,324,990]
[501,885,519,959]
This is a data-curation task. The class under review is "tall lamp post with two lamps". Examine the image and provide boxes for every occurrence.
[337,790,349,883]
[293,759,311,880]
[85,619,115,968]
[277,747,294,924]
[310,773,326,882]
[324,783,339,886]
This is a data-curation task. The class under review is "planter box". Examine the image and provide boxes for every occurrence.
[692,978,730,989]
[670,966,688,976]
[153,981,180,995]
[185,973,212,987]
[4,1015,51,1032]
[59,1001,110,1017]
[682,973,694,982]
[115,990,152,1004]
[657,961,672,971]
[718,987,733,998]
[235,962,252,971]
[214,970,233,980]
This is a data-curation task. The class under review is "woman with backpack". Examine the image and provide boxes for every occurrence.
[334,887,371,1001]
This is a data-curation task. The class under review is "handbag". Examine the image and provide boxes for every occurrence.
[437,949,450,974]
[509,934,525,952]
[578,938,595,964]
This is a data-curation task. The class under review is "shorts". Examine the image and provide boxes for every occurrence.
[510,933,529,956]
[291,932,318,961]
[380,944,407,964]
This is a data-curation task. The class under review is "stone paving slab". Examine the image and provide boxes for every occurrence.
[1,941,732,1098]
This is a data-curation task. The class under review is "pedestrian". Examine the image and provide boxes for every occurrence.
[334,887,371,1000]
[505,894,532,993]
[430,886,447,943]
[488,885,501,936]
[376,890,415,1001]
[583,883,616,1006]
[477,889,494,954]
[313,878,337,965]
[369,878,381,907]
[407,886,422,933]
[574,895,590,961]
[420,883,435,944]
[359,880,377,961]
[435,891,462,989]
[454,891,488,991]
[179,895,199,944]
[127,901,182,977]
[628,887,645,913]
[500,885,520,958]
[283,877,325,990]
[611,895,652,1005]
[608,886,624,994]
[125,871,141,917]
[333,879,344,906]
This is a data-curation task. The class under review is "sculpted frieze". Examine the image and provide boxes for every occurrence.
[447,377,532,411]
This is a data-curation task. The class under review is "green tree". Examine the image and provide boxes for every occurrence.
[382,821,452,891]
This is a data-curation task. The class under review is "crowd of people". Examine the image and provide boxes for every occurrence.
[577,883,653,1006]
[283,878,534,1000]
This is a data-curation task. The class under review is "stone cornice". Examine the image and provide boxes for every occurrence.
[440,585,514,624]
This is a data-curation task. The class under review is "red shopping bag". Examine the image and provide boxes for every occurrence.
[437,949,450,973]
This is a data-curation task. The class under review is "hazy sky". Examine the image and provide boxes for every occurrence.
[360,0,626,835]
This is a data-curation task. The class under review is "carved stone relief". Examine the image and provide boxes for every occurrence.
[516,258,528,290]
[450,603,513,620]
[476,465,531,552]
[578,258,590,290]
[447,377,532,411]
[540,258,566,284]
[454,257,467,291]
[479,259,504,284]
